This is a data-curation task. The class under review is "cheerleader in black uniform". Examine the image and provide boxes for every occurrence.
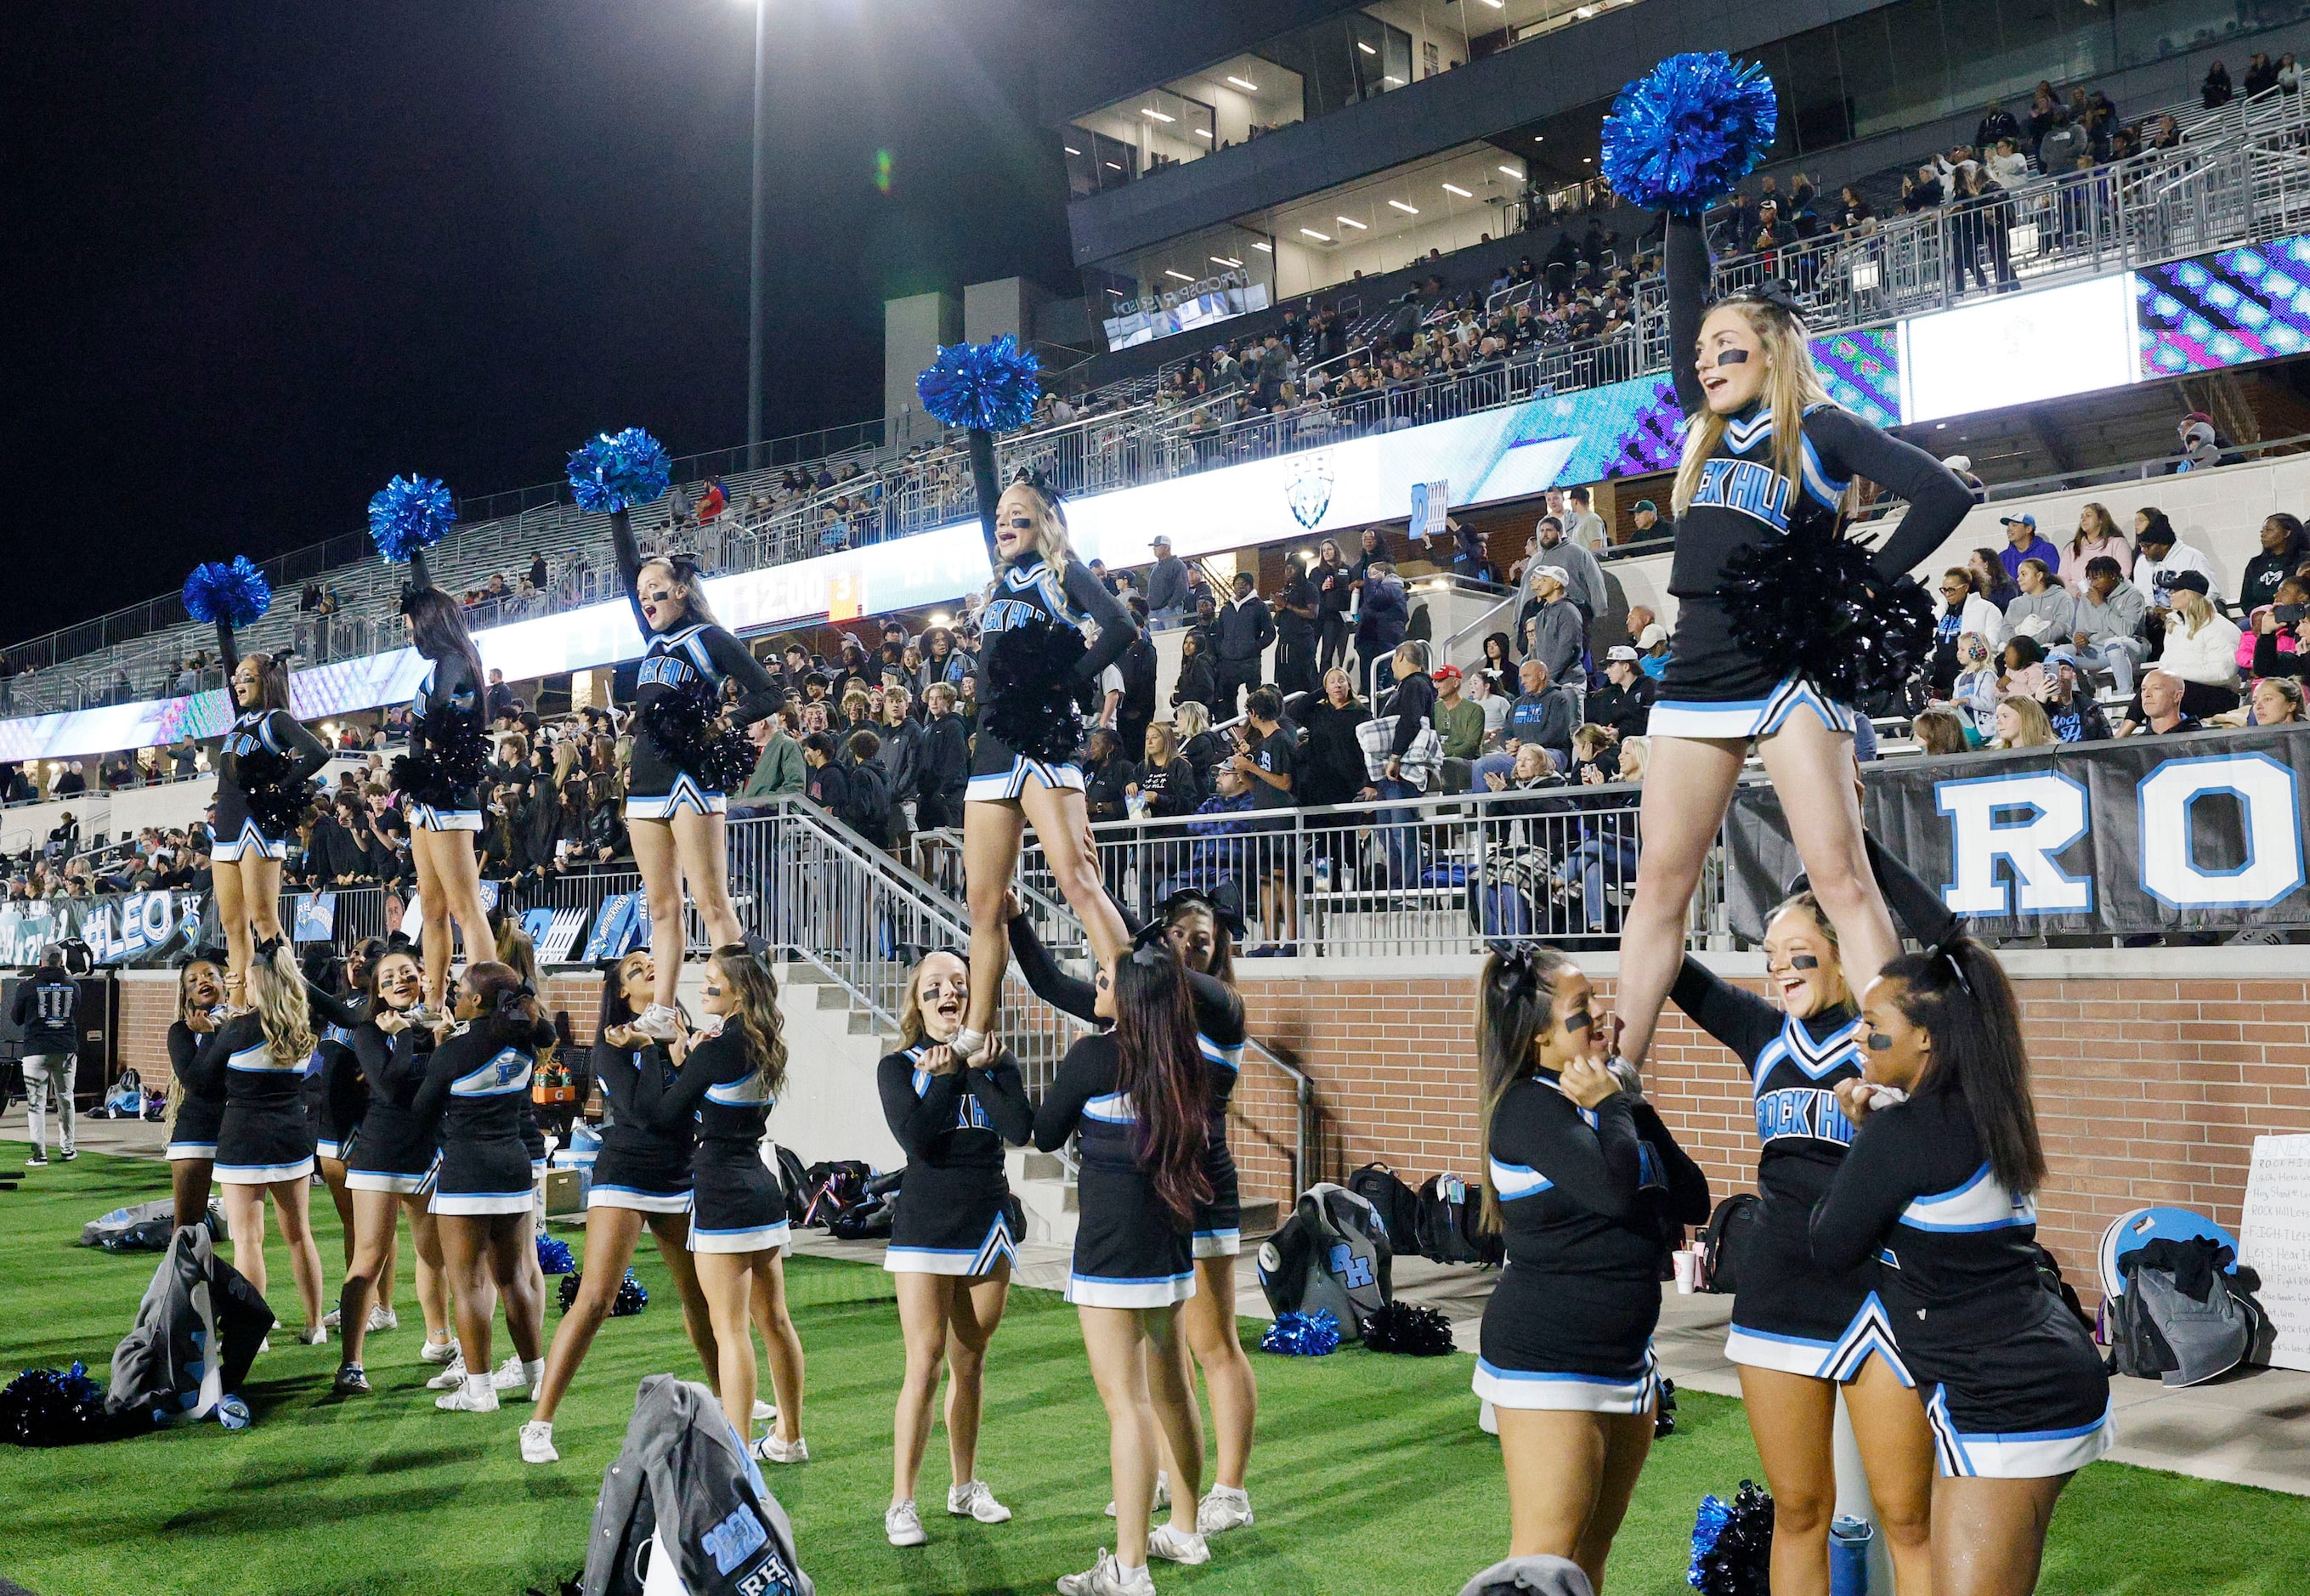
[331,945,453,1394]
[397,568,497,1013]
[1611,207,1976,1078]
[311,941,383,1340]
[1033,942,1214,1596]
[628,945,808,1463]
[211,648,329,1005]
[524,950,722,1466]
[877,949,1032,1544]
[1670,861,1957,1596]
[408,961,551,1412]
[1474,948,1709,1589]
[202,940,330,1343]
[609,519,786,1037]
[1813,942,2111,1596]
[949,477,1139,1069]
[165,956,229,1231]
[1009,891,1260,1536]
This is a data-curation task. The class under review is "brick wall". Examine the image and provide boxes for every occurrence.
[1229,950,2310,1300]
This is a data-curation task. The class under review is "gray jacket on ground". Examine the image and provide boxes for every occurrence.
[2074,578,2147,647]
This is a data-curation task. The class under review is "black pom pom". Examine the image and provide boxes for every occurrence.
[1656,1375,1679,1438]
[1720,530,1935,705]
[612,1269,649,1316]
[1689,1480,1775,1596]
[0,1363,115,1447]
[232,747,317,840]
[1360,1302,1457,1355]
[392,700,491,809]
[982,617,1090,765]
[523,1574,585,1596]
[557,1271,583,1313]
[637,676,757,794]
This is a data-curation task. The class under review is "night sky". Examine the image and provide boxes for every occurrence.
[8,0,1075,646]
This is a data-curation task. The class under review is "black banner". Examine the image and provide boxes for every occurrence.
[1724,726,2310,942]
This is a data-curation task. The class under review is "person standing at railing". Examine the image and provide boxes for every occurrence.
[1597,54,1973,1088]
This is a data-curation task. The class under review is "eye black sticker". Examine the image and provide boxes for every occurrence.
[1564,1009,1594,1033]
[1792,954,1820,970]
[1867,1031,1894,1051]
[1715,348,1751,366]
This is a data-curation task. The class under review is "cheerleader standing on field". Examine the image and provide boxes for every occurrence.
[1474,947,1710,1592]
[1668,849,1957,1596]
[1812,942,2111,1596]
[609,516,786,1037]
[195,941,330,1344]
[331,945,454,1394]
[951,476,1140,1069]
[408,962,552,1413]
[1609,190,1974,1080]
[1033,941,1215,1596]
[877,949,1032,1548]
[523,950,723,1466]
[310,942,387,1341]
[627,944,809,1463]
[165,957,229,1230]
[1008,891,1259,1535]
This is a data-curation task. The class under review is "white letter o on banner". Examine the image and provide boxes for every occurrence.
[2137,754,2305,910]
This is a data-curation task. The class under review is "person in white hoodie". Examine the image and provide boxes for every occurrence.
[2156,574,2244,716]
[1985,137,2032,189]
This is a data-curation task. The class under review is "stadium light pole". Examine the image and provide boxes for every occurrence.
[745,0,768,472]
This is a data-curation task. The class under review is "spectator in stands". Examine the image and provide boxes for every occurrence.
[2234,675,2306,727]
[1128,722,1203,818]
[1431,665,1484,792]
[1210,571,1275,721]
[1585,646,1655,744]
[914,682,970,834]
[1988,696,2057,750]
[1627,499,1660,543]
[2039,653,2112,743]
[1561,485,1607,551]
[1634,621,1671,680]
[801,731,849,816]
[1518,564,1586,704]
[1171,631,1217,721]
[1078,727,1135,829]
[1311,538,1355,672]
[1978,100,2022,151]
[1911,707,1968,756]
[2242,513,2309,611]
[2005,559,2075,646]
[1116,605,1160,761]
[1144,535,1190,621]
[2117,671,2202,737]
[1356,560,1410,688]
[2134,508,2217,615]
[1997,512,2061,586]
[2248,583,2307,681]
[1946,633,2002,744]
[737,709,805,808]
[2071,556,2150,694]
[2157,576,2242,714]
[874,687,922,849]
[484,669,516,725]
[2038,106,2090,171]
[1501,657,1576,775]
[2204,59,2234,109]
[1531,514,1605,627]
[1297,669,1369,811]
[2059,503,2132,594]
[53,762,86,797]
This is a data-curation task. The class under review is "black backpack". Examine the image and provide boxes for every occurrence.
[1347,1163,1422,1256]
[1257,1183,1393,1338]
[773,1145,810,1226]
[824,1169,903,1242]
[1415,1173,1502,1267]
[2106,1239,2268,1386]
[1696,1192,1763,1294]
[800,1160,875,1227]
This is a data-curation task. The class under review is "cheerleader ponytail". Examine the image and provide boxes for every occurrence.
[711,943,788,1104]
[252,939,315,1070]
[1879,939,2045,1197]
[1112,939,1212,1229]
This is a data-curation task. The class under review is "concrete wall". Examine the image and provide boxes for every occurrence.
[883,291,960,425]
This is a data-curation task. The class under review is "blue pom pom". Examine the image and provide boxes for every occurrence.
[567,427,672,514]
[535,1235,575,1275]
[181,557,272,630]
[916,335,1041,433]
[1601,53,1778,213]
[1259,1308,1341,1356]
[367,474,456,562]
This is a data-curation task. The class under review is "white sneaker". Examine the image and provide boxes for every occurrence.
[1056,1549,1155,1596]
[751,1433,809,1464]
[323,1307,343,1330]
[420,1335,460,1365]
[751,1399,778,1424]
[520,1420,559,1463]
[426,1353,469,1391]
[436,1380,500,1413]
[631,1004,682,1042]
[1147,1525,1209,1566]
[490,1353,529,1393]
[300,1326,330,1346]
[368,1305,399,1333]
[885,1500,926,1548]
[1197,1486,1254,1535]
[948,1480,1012,1524]
[1105,1472,1169,1518]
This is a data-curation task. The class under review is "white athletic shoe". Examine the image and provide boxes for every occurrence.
[323,1307,343,1330]
[1056,1549,1155,1596]
[300,1326,330,1346]
[368,1305,399,1333]
[751,1433,809,1464]
[751,1399,778,1424]
[419,1335,461,1365]
[885,1500,926,1548]
[436,1380,501,1413]
[490,1353,529,1393]
[1147,1525,1209,1567]
[1197,1486,1254,1536]
[519,1421,559,1463]
[425,1353,469,1391]
[1105,1472,1169,1518]
[631,1004,682,1042]
[948,1480,1012,1524]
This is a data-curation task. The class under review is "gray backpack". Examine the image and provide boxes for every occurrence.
[2108,1238,2266,1387]
[1256,1182,1393,1340]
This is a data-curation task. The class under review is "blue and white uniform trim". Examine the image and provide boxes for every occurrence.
[347,1154,441,1197]
[1473,1346,1662,1413]
[589,1181,693,1214]
[626,770,728,820]
[1646,674,1857,742]
[886,1209,1021,1277]
[1926,1386,2114,1478]
[431,1182,535,1216]
[406,801,483,833]
[688,1214,792,1254]
[1901,1163,2036,1234]
[1066,1265,1197,1309]
[211,817,292,862]
[966,756,1086,803]
[166,1137,220,1161]
[1726,1290,1914,1385]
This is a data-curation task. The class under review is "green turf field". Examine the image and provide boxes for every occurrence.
[2,1154,2302,1595]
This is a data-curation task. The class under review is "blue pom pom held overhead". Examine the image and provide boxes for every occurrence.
[1601,53,1778,215]
[567,427,673,515]
[366,474,457,563]
[916,334,1042,434]
[181,557,272,631]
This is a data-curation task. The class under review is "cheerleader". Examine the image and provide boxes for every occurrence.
[877,949,1032,1547]
[397,562,496,1012]
[1669,857,1955,1596]
[1812,941,2111,1596]
[165,955,229,1230]
[311,941,385,1340]
[949,476,1139,1069]
[211,648,329,1003]
[609,518,786,1036]
[626,945,808,1462]
[1610,202,1975,1078]
[331,944,453,1394]
[1009,891,1259,1534]
[523,951,722,1466]
[1033,941,1214,1596]
[1475,948,1710,1590]
[199,940,330,1342]
[407,962,552,1412]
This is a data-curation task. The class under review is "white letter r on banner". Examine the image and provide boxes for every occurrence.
[1934,771,2093,916]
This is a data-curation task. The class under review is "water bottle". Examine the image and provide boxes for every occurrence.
[1830,1515,1874,1596]
[216,1395,252,1431]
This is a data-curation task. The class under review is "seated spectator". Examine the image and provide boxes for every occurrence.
[1585,645,1655,744]
[2242,512,2309,612]
[2157,578,2242,715]
[2247,579,2307,680]
[2224,675,2305,727]
[2132,509,2217,614]
[1566,724,1619,786]
[1988,696,2057,750]
[1997,512,2062,588]
[1945,633,2001,744]
[1172,631,1218,718]
[2039,653,2112,743]
[2069,556,2150,695]
[1911,708,1970,756]
[1999,635,2050,701]
[2004,559,2074,646]
[2059,503,2132,594]
[2115,671,2202,737]
[1130,722,1203,818]
[1432,665,1485,790]
[1634,621,1671,680]
[1493,657,1577,778]
[1967,547,2020,614]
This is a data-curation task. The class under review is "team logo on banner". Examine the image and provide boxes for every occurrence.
[1285,453,1334,529]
